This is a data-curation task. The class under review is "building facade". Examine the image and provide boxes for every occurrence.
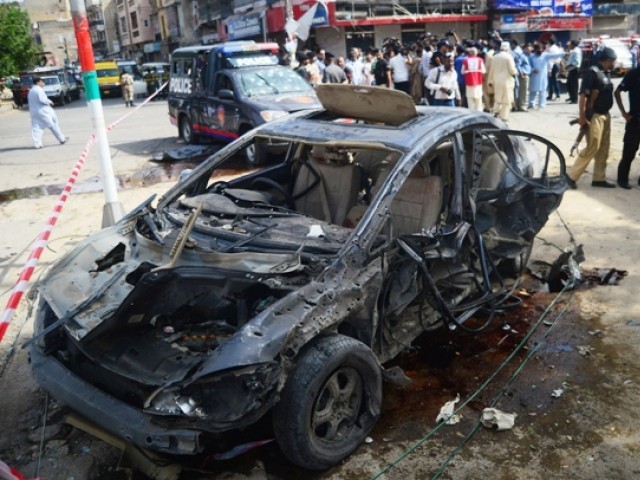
[17,0,640,68]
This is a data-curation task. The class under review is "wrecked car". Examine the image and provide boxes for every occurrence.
[29,85,568,471]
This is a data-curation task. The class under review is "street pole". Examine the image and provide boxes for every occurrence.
[70,0,125,227]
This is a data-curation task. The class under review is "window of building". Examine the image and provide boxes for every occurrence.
[144,19,148,27]
[120,17,126,32]
[130,11,138,29]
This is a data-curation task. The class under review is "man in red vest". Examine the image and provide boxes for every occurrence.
[461,47,486,111]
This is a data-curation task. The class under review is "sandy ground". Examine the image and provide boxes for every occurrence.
[0,87,639,479]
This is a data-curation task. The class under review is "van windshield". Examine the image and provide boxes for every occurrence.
[235,67,312,97]
[43,77,61,86]
[97,69,120,77]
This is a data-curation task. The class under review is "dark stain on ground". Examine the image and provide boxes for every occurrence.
[0,157,253,204]
[171,272,626,479]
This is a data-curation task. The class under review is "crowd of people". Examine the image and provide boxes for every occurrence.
[292,33,599,122]
[291,33,640,190]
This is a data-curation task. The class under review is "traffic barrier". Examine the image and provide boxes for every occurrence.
[0,82,167,344]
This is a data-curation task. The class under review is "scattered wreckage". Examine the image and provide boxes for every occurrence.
[29,85,568,470]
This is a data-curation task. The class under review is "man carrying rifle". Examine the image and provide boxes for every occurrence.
[566,47,617,189]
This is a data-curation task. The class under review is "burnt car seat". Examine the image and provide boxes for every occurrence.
[372,162,443,236]
[293,147,362,226]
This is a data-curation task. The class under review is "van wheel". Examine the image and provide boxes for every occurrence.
[179,116,198,144]
[58,95,65,106]
[65,93,72,103]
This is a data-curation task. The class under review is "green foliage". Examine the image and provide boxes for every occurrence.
[0,5,38,77]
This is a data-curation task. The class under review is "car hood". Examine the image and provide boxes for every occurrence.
[247,91,321,112]
[37,215,307,342]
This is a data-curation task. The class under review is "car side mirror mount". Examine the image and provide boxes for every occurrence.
[218,89,234,100]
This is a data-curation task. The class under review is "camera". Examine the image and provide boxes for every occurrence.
[446,89,453,96]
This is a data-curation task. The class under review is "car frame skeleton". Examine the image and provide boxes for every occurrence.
[30,86,568,470]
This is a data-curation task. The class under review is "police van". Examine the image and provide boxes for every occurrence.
[168,41,320,163]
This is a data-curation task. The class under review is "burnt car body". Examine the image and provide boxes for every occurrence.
[30,85,567,470]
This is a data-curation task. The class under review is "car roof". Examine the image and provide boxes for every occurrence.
[256,106,499,152]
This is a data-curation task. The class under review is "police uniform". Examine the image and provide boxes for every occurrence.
[568,47,616,187]
[615,67,640,188]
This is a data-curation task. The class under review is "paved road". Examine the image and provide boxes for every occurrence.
[0,93,180,193]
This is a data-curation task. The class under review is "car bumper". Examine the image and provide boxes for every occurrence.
[30,345,203,455]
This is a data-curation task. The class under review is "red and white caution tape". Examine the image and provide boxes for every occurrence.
[0,134,96,343]
[0,82,168,344]
[0,458,38,479]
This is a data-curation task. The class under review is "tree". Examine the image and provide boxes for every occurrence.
[0,5,38,77]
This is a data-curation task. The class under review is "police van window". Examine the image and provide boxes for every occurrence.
[214,73,233,95]
[172,60,182,76]
[185,58,194,77]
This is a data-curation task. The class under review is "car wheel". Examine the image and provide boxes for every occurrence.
[273,335,382,471]
[58,94,65,106]
[65,92,72,103]
[244,137,268,166]
[179,115,198,144]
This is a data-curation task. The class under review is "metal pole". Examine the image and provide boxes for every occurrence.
[70,0,125,227]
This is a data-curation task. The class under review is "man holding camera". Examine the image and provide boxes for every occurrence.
[425,52,460,107]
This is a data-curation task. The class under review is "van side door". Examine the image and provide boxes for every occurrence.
[210,72,241,140]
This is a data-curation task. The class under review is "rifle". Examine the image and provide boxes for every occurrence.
[569,89,599,157]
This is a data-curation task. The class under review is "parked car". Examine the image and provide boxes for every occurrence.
[579,37,633,75]
[29,85,568,471]
[168,42,320,163]
[19,67,80,106]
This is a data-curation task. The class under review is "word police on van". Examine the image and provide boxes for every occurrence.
[168,41,320,162]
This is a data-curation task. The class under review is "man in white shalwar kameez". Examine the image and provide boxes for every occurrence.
[28,77,67,149]
[489,42,517,121]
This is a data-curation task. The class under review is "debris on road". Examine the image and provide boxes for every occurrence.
[551,388,564,398]
[480,408,516,431]
[436,394,462,425]
[578,345,594,357]
[151,145,216,162]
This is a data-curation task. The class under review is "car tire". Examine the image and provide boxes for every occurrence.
[179,115,198,144]
[273,334,382,471]
[243,133,268,166]
[58,94,65,106]
[65,92,72,104]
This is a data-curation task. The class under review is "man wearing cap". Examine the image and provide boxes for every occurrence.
[614,61,640,188]
[566,47,617,189]
[28,76,68,149]
[489,42,517,121]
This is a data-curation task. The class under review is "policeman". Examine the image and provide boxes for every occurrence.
[566,47,617,189]
[614,62,640,188]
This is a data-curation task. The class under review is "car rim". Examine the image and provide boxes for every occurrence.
[311,367,363,443]
[182,120,191,142]
[245,143,256,163]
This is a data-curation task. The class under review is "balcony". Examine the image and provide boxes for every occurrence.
[89,19,105,27]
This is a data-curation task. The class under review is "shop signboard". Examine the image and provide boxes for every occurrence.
[527,15,592,30]
[498,13,529,33]
[495,0,593,16]
[293,1,330,27]
[227,11,263,40]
